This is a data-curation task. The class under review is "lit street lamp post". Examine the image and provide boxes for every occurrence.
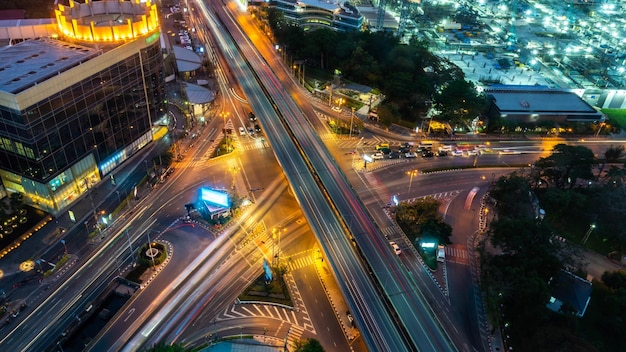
[349,107,355,139]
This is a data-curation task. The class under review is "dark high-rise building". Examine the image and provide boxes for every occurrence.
[0,0,164,214]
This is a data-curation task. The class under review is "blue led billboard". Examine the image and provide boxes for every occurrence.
[199,188,230,207]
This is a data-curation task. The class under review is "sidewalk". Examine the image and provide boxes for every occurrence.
[314,254,359,347]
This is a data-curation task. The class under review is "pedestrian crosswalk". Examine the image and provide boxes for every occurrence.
[237,139,271,151]
[380,226,396,239]
[287,324,306,349]
[217,302,314,334]
[287,255,314,272]
[222,303,299,324]
[445,245,470,265]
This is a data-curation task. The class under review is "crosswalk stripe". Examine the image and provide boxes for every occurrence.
[240,305,255,316]
[290,310,298,325]
[272,305,281,319]
[288,256,313,271]
[264,305,273,317]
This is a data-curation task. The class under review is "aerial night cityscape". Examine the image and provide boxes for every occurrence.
[0,0,624,351]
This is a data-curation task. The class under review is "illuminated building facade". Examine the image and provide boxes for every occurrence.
[0,0,164,214]
[269,0,364,32]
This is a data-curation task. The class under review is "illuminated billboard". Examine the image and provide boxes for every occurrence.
[199,188,230,208]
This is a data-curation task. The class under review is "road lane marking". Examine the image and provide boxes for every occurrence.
[123,308,135,322]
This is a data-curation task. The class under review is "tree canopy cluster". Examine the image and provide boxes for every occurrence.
[481,144,626,351]
[529,144,626,252]
[395,197,452,246]
[263,8,487,129]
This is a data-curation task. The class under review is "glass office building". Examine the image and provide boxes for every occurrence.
[0,0,164,214]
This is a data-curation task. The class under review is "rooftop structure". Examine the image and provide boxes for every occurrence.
[0,0,164,214]
[485,86,604,124]
[270,0,364,31]
[546,270,592,317]
[55,0,159,42]
[0,38,99,95]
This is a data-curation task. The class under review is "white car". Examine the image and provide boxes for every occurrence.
[404,152,417,158]
[371,152,384,160]
[466,150,478,156]
[239,127,246,136]
[437,245,445,262]
[389,241,401,255]
[452,150,464,157]
[331,106,342,113]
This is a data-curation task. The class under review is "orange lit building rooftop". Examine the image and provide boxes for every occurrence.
[0,0,161,94]
[55,0,159,42]
[0,38,99,94]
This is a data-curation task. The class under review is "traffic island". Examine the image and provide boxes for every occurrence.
[238,266,293,307]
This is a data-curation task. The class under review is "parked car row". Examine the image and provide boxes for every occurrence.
[178,29,193,51]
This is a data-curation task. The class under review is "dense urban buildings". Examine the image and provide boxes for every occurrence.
[0,0,164,214]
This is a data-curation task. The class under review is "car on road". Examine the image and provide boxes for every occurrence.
[389,241,401,255]
[239,127,246,136]
[375,143,390,150]
[331,106,342,113]
[247,127,254,135]
[404,152,417,158]
[421,150,434,158]
[371,152,384,160]
[437,245,445,262]
[254,124,261,133]
[465,150,478,156]
[249,112,257,121]
[436,150,448,157]
[452,150,464,157]
[388,152,400,159]
[498,149,519,155]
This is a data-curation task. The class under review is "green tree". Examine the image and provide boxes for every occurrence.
[344,46,382,85]
[580,273,626,351]
[534,144,596,189]
[489,173,534,218]
[432,78,487,130]
[604,145,625,163]
[480,217,563,348]
[537,187,586,220]
[395,197,451,244]
[294,338,325,352]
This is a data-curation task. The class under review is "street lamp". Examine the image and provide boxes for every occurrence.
[335,97,345,111]
[407,170,419,194]
[349,107,355,139]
